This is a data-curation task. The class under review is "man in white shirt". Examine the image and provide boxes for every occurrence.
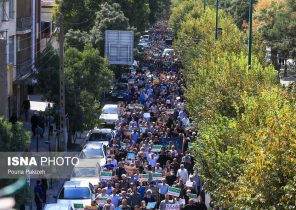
[111,155,118,168]
[146,152,159,167]
[155,163,163,173]
[177,164,189,183]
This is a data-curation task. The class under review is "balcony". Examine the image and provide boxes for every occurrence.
[16,17,32,34]
[16,58,32,79]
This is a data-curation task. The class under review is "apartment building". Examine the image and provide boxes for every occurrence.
[0,0,41,118]
[40,0,57,50]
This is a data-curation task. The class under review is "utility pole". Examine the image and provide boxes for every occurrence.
[248,0,254,67]
[215,0,219,40]
[58,14,68,152]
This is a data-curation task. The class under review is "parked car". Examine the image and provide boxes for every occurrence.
[70,159,101,187]
[80,142,107,166]
[85,128,115,146]
[56,180,95,210]
[44,203,71,210]
[162,48,175,57]
[111,83,129,100]
[99,104,119,127]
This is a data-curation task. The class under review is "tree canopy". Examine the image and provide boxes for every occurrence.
[64,46,113,132]
[254,0,296,59]
[170,1,296,208]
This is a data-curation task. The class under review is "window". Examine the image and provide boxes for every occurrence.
[0,1,8,21]
[9,0,14,19]
[16,36,20,52]
[41,21,51,38]
[8,36,14,64]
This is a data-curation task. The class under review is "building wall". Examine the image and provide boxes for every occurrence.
[0,39,8,118]
[40,0,56,51]
[16,0,31,18]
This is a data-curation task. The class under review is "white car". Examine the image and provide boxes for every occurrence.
[80,142,107,166]
[70,159,101,187]
[56,180,95,209]
[44,203,71,210]
[99,104,119,126]
[162,48,175,57]
[86,128,115,146]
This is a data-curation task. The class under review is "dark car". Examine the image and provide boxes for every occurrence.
[111,83,129,100]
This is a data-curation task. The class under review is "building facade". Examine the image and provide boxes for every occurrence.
[0,0,41,118]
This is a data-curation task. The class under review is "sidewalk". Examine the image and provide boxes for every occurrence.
[20,94,87,209]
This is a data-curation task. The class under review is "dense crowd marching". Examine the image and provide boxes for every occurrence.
[86,21,209,210]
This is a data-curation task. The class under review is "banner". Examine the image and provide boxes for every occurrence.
[100,171,112,180]
[165,204,180,210]
[151,145,162,152]
[73,203,84,210]
[152,173,163,181]
[147,202,157,209]
[159,137,183,153]
[188,193,198,202]
[138,174,149,182]
[167,187,181,197]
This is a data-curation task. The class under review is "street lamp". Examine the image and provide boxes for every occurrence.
[248,0,254,67]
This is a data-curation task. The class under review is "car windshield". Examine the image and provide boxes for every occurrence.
[81,149,104,158]
[115,84,127,90]
[61,187,91,199]
[72,168,97,177]
[102,107,117,114]
[89,133,111,141]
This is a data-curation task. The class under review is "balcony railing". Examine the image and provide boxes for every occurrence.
[16,58,32,79]
[16,17,32,32]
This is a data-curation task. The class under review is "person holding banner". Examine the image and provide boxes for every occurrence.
[158,194,174,210]
[158,178,169,201]
[183,199,199,210]
[143,189,156,204]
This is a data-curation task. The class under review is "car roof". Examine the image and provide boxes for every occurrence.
[63,180,90,188]
[83,142,105,149]
[102,104,117,109]
[92,128,113,133]
[44,203,70,210]
[73,159,100,168]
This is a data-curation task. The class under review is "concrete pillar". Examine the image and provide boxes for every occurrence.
[0,39,9,118]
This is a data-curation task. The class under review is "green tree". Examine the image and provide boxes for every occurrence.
[58,0,105,32]
[0,116,30,152]
[65,2,131,55]
[254,0,296,65]
[0,116,31,208]
[34,46,60,101]
[64,46,113,133]
[89,3,130,53]
[170,2,296,208]
[221,0,256,29]
[109,0,150,32]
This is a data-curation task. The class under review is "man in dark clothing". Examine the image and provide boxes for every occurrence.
[34,180,44,210]
[129,186,142,208]
[9,113,17,124]
[116,162,127,180]
[166,170,177,186]
[31,112,38,136]
[183,199,203,210]
[195,197,208,210]
[41,178,48,203]
[22,97,30,121]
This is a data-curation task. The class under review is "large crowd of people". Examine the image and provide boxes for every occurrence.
[86,21,209,210]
